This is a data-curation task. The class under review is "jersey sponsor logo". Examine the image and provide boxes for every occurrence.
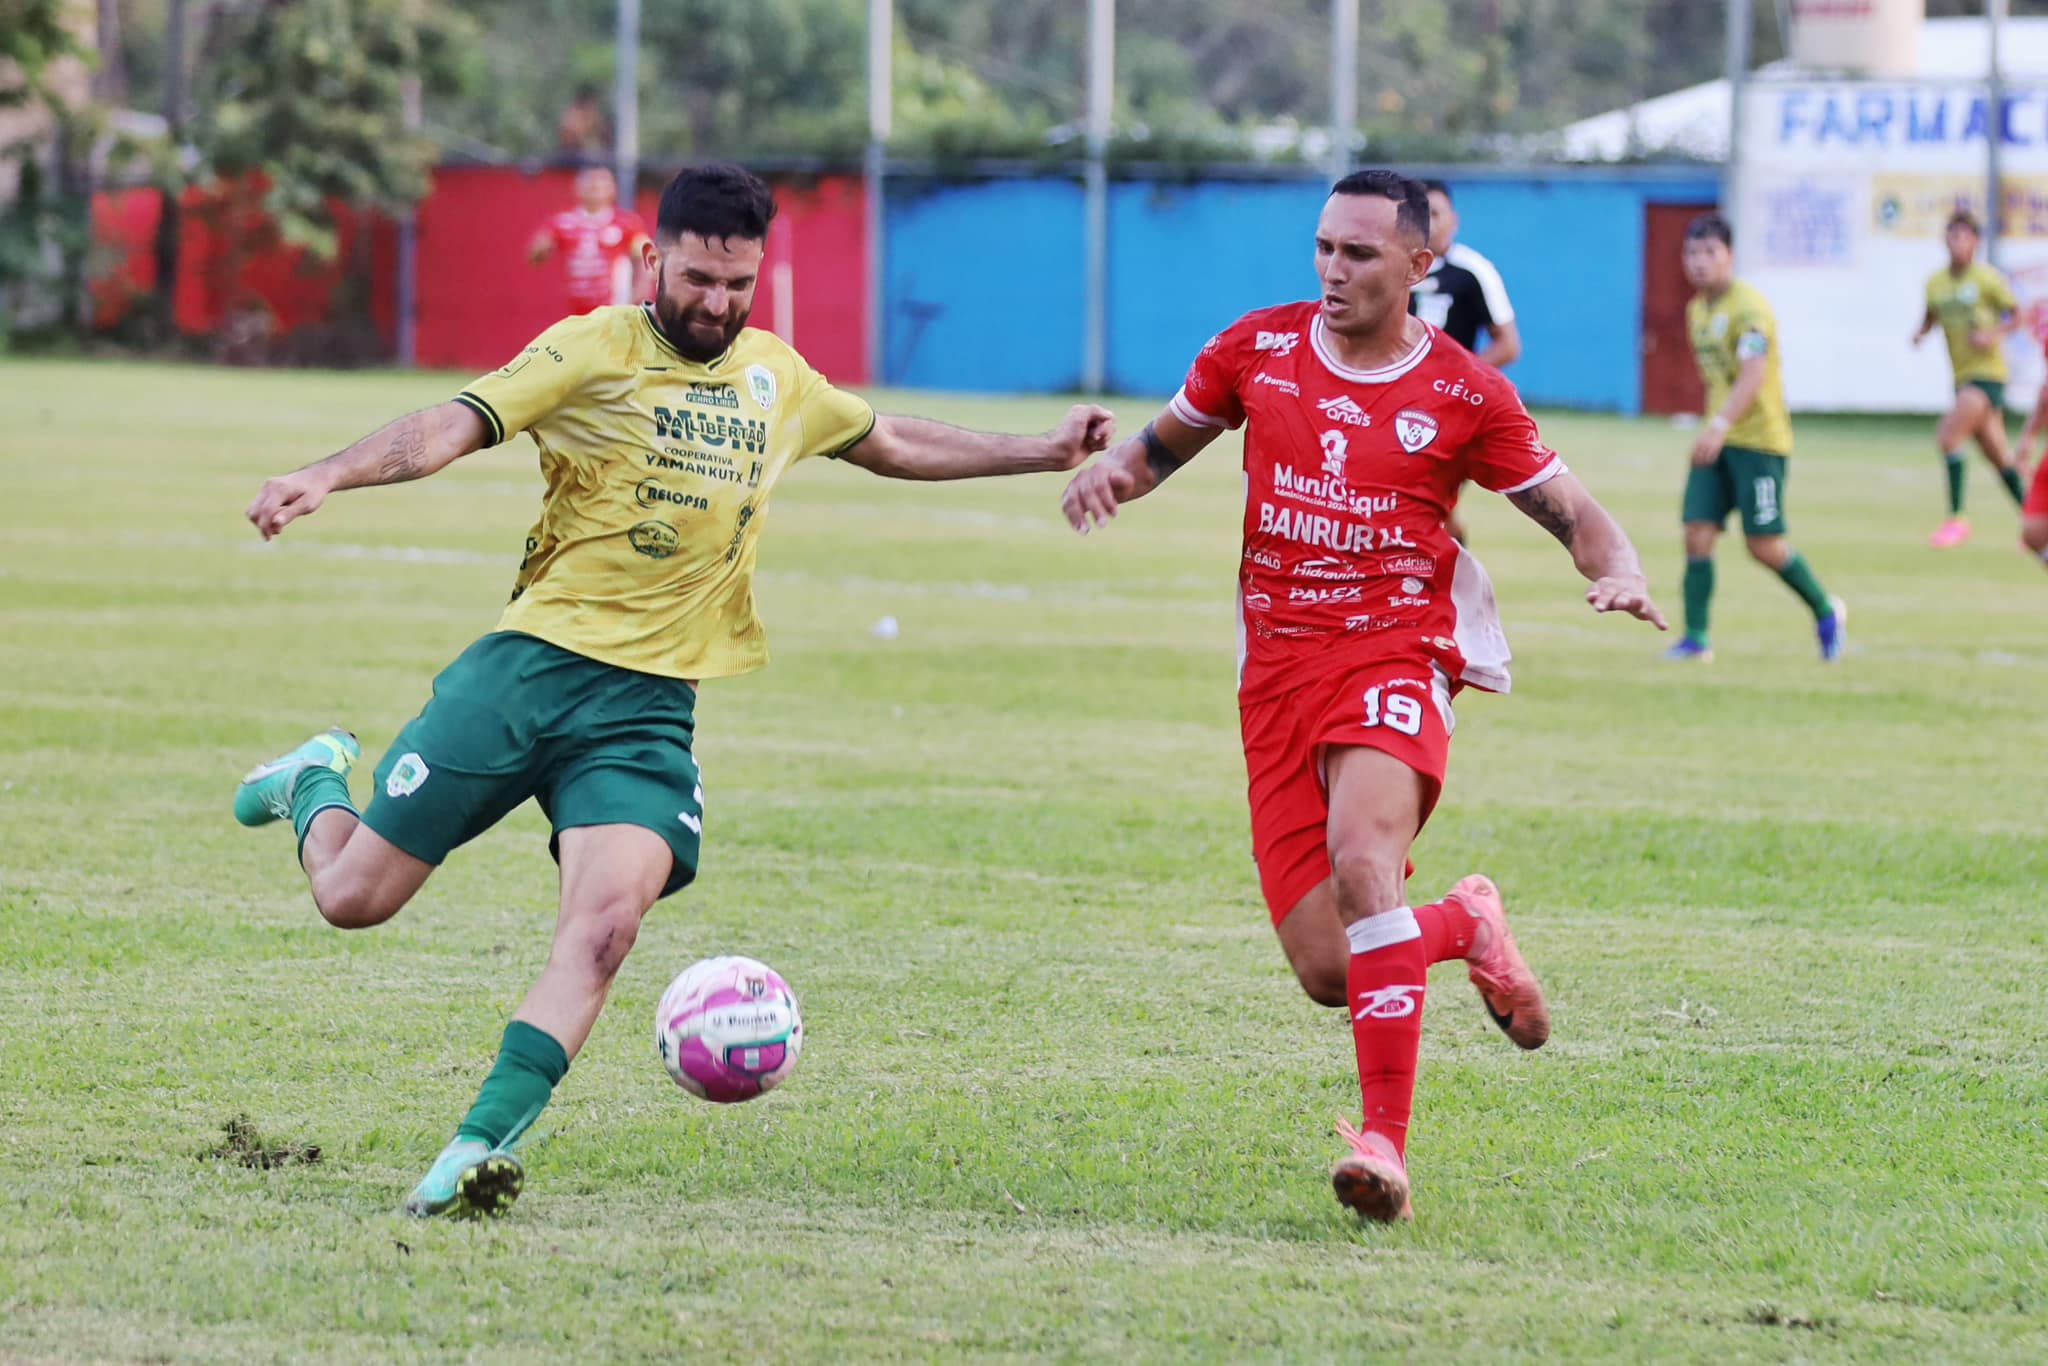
[1272,464,1399,517]
[1255,330,1300,356]
[635,479,712,512]
[1253,373,1301,395]
[1385,554,1436,576]
[1400,577,1426,595]
[1258,502,1420,553]
[684,381,740,410]
[1288,585,1363,604]
[723,503,758,563]
[385,753,430,799]
[1244,590,1274,611]
[1344,613,1419,633]
[745,364,778,411]
[646,450,749,483]
[1245,547,1284,571]
[1386,594,1431,608]
[629,520,680,559]
[1393,409,1439,454]
[652,406,769,453]
[1294,556,1370,581]
[1354,984,1425,1020]
[1317,394,1372,427]
[1431,378,1485,407]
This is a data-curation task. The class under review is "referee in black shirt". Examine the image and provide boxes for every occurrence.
[1409,179,1522,369]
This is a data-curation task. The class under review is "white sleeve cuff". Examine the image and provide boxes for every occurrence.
[1496,456,1566,495]
[1169,387,1232,430]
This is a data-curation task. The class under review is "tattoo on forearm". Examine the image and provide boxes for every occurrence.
[377,420,429,483]
[1141,422,1186,485]
[1511,482,1578,548]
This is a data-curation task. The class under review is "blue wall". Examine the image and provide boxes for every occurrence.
[884,168,1721,411]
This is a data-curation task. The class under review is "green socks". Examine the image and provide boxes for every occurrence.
[2000,465,2027,505]
[1945,453,1967,514]
[1774,551,1834,619]
[1682,557,1714,645]
[291,766,355,864]
[456,1021,570,1150]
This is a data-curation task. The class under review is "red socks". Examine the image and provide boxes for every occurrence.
[1414,897,1476,965]
[1343,899,1475,1157]
[1344,907,1428,1156]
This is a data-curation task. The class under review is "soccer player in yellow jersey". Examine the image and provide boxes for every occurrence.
[1913,211,2030,548]
[1670,214,1844,664]
[230,164,1114,1218]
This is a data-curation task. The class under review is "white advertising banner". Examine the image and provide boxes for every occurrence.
[1738,81,2048,413]
[1789,0,1924,79]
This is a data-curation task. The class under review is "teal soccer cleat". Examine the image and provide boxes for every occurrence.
[403,1138,525,1219]
[232,728,360,827]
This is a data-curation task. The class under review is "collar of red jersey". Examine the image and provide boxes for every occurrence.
[1310,315,1433,384]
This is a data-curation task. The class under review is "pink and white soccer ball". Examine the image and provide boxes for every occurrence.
[655,955,803,1102]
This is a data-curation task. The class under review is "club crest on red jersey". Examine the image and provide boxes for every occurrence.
[1393,409,1439,454]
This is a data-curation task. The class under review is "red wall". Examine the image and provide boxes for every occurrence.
[413,166,867,381]
[89,167,868,383]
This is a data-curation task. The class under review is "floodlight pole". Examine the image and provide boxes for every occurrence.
[866,0,891,386]
[1082,0,1114,394]
[1989,0,2008,265]
[1724,0,1753,241]
[613,0,641,196]
[1328,0,1359,181]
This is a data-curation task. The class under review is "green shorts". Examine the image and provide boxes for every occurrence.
[1961,378,2007,409]
[361,631,703,898]
[1683,443,1789,537]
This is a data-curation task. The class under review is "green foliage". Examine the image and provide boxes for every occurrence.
[0,0,89,106]
[192,0,476,261]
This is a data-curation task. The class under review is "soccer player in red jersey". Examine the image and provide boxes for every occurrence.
[527,166,651,315]
[2011,377,2048,571]
[1060,170,1666,1222]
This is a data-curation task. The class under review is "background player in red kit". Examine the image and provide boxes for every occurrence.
[527,166,650,315]
[1061,170,1666,1222]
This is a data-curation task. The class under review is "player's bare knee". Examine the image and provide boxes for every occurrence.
[1327,845,1405,920]
[563,898,648,981]
[310,873,401,930]
[1744,536,1787,567]
[2022,521,2048,554]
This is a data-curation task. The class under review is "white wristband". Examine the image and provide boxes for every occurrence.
[1706,415,1731,432]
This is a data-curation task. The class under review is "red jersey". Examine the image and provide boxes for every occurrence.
[546,208,649,313]
[1171,301,1566,703]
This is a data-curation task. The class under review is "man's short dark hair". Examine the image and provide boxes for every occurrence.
[1418,178,1452,202]
[1948,209,1981,235]
[1330,169,1431,244]
[656,163,777,245]
[1685,213,1734,248]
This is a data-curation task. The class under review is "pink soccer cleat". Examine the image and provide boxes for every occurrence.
[1929,517,1971,549]
[1332,1120,1412,1223]
[1447,874,1552,1051]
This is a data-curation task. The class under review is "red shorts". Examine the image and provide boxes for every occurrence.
[2026,458,2048,520]
[1240,657,1455,925]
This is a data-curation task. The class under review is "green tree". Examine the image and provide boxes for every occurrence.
[193,0,474,261]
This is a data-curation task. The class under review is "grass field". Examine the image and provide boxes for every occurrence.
[3,357,2046,1363]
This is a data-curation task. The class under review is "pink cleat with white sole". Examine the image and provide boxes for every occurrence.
[1447,874,1551,1051]
[1332,1120,1412,1223]
[1929,517,1971,549]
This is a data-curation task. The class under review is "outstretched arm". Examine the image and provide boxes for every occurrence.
[1060,408,1222,533]
[1507,471,1667,629]
[246,400,491,540]
[838,403,1115,481]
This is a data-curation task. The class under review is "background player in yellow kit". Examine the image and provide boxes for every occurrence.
[1669,214,1843,664]
[1914,211,2030,548]
[230,163,1113,1219]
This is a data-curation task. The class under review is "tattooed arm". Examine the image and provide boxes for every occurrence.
[1060,408,1223,533]
[245,401,492,540]
[1508,471,1668,628]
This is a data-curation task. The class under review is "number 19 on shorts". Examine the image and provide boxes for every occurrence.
[1361,685,1424,736]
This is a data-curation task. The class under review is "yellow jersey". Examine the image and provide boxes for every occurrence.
[454,305,875,681]
[1687,279,1793,457]
[1925,263,2017,385]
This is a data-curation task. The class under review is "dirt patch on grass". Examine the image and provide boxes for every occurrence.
[198,1114,322,1170]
